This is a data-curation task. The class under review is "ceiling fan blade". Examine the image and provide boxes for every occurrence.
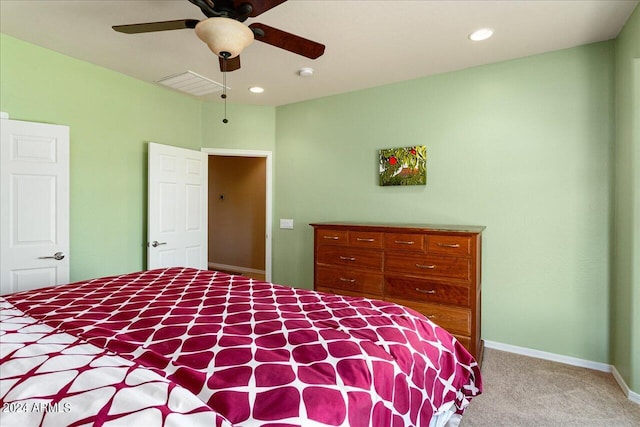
[219,55,242,72]
[112,19,199,34]
[249,23,325,59]
[234,0,287,17]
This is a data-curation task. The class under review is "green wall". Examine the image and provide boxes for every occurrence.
[0,34,202,281]
[201,102,275,152]
[274,42,615,364]
[0,34,275,282]
[613,4,640,393]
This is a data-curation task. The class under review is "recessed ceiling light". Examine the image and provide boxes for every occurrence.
[469,28,494,41]
[298,67,314,77]
[249,86,264,94]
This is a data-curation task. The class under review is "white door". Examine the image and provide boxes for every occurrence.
[148,142,208,270]
[0,118,70,295]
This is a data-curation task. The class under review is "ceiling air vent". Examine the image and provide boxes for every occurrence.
[156,70,228,96]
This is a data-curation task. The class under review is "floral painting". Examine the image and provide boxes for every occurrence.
[379,146,427,186]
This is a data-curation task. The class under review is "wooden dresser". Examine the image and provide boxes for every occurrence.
[311,222,485,363]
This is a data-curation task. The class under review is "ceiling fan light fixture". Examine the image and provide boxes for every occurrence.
[195,17,254,58]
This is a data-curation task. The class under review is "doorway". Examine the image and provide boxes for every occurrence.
[202,148,272,281]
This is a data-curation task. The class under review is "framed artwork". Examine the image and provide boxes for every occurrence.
[379,145,427,186]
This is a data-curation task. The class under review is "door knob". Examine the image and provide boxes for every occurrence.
[150,241,167,248]
[39,252,65,261]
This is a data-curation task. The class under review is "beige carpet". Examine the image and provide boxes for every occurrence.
[460,348,640,426]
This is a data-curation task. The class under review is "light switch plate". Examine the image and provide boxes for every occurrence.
[280,219,294,229]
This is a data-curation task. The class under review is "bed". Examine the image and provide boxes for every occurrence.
[0,267,482,426]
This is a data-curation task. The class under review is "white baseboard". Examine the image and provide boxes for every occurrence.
[484,340,611,372]
[484,340,639,404]
[208,262,265,276]
[611,365,640,404]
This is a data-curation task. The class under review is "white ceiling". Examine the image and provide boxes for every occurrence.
[1,0,637,106]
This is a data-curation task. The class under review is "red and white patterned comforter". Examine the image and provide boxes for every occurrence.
[1,267,481,426]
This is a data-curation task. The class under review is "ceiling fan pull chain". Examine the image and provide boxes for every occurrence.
[221,52,229,123]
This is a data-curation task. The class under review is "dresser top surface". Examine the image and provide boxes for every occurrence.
[310,222,485,234]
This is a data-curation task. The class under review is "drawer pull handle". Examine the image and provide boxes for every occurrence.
[415,288,436,294]
[426,315,437,319]
[415,263,436,269]
[356,238,375,242]
[324,236,340,240]
[437,243,460,248]
[339,256,356,261]
[395,240,415,245]
[340,277,356,283]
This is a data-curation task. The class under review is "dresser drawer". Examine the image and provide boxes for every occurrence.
[316,229,348,246]
[349,231,384,248]
[385,253,472,283]
[453,334,472,352]
[316,286,382,300]
[317,246,384,271]
[385,276,470,307]
[384,233,425,252]
[317,266,383,296]
[427,234,472,257]
[387,298,471,335]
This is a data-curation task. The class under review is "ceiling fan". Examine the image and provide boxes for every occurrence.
[112,0,326,72]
